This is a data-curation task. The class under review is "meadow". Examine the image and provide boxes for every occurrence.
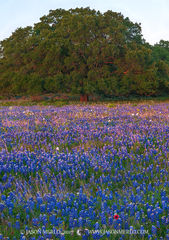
[0,103,168,239]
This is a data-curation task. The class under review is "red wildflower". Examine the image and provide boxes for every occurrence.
[114,214,119,220]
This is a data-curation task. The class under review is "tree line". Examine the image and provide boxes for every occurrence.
[0,7,169,99]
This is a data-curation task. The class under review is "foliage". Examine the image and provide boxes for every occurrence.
[0,8,169,99]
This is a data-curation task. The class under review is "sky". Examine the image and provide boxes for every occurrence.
[0,0,169,44]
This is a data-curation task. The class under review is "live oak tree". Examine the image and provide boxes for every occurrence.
[0,7,168,99]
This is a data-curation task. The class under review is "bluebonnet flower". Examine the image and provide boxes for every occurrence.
[0,104,168,238]
[152,225,157,235]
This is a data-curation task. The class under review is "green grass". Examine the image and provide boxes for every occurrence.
[0,95,168,107]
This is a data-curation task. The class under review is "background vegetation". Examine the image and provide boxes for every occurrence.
[0,7,169,100]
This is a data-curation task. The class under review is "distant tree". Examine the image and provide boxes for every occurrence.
[152,40,169,64]
[151,40,169,94]
[0,7,168,99]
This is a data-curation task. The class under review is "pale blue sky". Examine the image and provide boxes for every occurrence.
[0,0,169,44]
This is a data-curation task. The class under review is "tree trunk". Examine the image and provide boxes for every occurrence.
[80,94,89,102]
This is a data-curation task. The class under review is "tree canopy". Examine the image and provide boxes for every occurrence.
[0,7,169,99]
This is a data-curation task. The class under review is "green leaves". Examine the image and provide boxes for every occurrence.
[0,7,168,99]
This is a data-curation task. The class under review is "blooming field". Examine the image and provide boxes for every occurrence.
[0,103,168,240]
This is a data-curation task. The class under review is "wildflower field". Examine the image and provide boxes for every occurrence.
[0,103,168,240]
